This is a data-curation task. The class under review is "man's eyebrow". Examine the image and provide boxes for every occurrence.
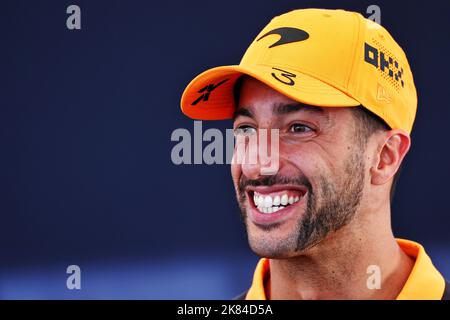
[233,103,328,121]
[233,107,254,120]
[273,103,324,115]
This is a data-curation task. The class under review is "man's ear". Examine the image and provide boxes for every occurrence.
[371,130,411,186]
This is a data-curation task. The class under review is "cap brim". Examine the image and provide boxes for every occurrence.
[181,64,360,120]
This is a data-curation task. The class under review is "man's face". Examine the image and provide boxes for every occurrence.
[231,77,368,258]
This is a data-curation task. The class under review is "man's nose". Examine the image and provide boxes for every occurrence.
[241,144,262,180]
[240,131,279,179]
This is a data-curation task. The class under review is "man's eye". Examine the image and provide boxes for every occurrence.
[289,123,313,133]
[234,125,257,136]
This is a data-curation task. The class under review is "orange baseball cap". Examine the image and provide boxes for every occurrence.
[180,8,417,134]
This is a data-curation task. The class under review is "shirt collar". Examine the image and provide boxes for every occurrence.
[245,238,446,300]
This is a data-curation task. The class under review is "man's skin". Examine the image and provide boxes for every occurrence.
[231,76,415,300]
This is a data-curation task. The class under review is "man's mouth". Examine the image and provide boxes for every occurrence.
[244,185,308,224]
[252,191,302,213]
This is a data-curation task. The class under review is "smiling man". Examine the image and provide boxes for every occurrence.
[180,9,449,299]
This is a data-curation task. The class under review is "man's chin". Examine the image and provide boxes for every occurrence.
[239,197,313,257]
[244,217,328,258]
[248,242,300,259]
[246,227,302,259]
[247,233,323,259]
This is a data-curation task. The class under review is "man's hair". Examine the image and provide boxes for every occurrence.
[233,75,402,203]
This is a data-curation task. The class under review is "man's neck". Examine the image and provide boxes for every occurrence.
[268,218,414,300]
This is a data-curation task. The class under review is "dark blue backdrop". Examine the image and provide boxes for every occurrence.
[0,0,449,299]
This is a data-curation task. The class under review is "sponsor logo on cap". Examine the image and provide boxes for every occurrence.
[364,42,405,88]
[191,79,229,106]
[376,83,392,103]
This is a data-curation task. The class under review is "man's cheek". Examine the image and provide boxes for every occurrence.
[230,163,241,185]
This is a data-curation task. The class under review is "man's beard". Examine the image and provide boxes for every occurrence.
[236,151,365,257]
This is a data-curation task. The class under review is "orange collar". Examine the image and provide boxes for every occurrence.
[245,239,446,300]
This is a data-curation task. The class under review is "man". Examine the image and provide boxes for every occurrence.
[180,8,449,299]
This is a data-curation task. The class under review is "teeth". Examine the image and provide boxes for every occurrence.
[259,196,264,206]
[273,196,280,206]
[254,192,303,214]
[263,196,273,208]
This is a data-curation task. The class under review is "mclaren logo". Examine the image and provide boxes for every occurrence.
[257,27,309,48]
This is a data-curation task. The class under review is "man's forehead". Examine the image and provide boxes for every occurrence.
[235,76,331,120]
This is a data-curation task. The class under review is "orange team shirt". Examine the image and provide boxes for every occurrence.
[245,239,446,300]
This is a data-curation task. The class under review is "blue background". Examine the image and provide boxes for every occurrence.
[1,0,449,299]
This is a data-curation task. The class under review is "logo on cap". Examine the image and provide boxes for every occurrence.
[271,67,297,86]
[376,84,392,104]
[257,27,309,48]
[191,79,229,106]
[364,42,405,88]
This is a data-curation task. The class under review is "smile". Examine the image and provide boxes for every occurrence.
[245,185,307,225]
[253,191,302,214]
